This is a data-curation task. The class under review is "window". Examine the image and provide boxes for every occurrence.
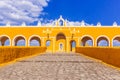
[46,40,51,47]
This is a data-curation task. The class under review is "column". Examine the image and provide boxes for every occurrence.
[10,38,12,46]
[12,37,14,46]
[52,37,55,53]
[41,37,45,47]
[25,37,28,46]
[109,40,112,47]
[66,37,69,53]
[77,37,80,47]
[94,39,97,47]
[79,40,82,47]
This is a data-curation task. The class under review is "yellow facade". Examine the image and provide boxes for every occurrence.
[0,16,120,53]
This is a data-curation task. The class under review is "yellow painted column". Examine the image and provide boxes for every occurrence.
[94,38,97,47]
[10,38,12,46]
[77,37,80,47]
[66,37,69,53]
[79,40,82,47]
[26,39,28,46]
[52,37,55,53]
[110,40,112,47]
[12,37,15,46]
[41,37,45,47]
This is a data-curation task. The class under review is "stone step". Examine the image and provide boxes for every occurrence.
[0,52,120,80]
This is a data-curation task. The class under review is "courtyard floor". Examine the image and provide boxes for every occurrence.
[0,52,120,80]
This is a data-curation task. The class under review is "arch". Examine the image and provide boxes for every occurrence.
[13,35,26,46]
[56,32,66,41]
[0,35,11,46]
[96,35,110,47]
[59,20,64,26]
[70,40,76,51]
[56,32,66,52]
[57,15,65,26]
[59,42,64,51]
[46,40,51,47]
[28,35,41,46]
[112,35,120,47]
[81,35,94,46]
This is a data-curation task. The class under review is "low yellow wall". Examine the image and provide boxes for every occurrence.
[0,47,47,64]
[76,47,120,68]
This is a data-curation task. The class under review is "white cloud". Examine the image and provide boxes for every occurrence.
[41,19,93,26]
[66,20,93,26]
[42,19,56,26]
[0,0,49,25]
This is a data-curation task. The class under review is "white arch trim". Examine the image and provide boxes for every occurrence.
[12,35,26,46]
[28,35,41,46]
[80,35,94,46]
[57,16,65,26]
[96,35,110,47]
[58,16,65,22]
[0,35,11,46]
[112,35,120,47]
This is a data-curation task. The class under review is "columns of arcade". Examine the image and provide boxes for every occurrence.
[66,37,70,53]
[109,37,113,47]
[94,38,97,47]
[26,37,28,46]
[1,33,119,52]
[10,36,28,46]
[52,37,56,53]
[41,37,45,47]
[49,37,79,53]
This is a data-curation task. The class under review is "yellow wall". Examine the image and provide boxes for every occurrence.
[0,26,120,52]
[44,38,53,52]
[76,47,120,68]
[0,47,46,64]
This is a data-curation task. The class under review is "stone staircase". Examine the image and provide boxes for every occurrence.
[0,52,120,80]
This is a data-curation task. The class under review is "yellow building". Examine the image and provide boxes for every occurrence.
[0,16,120,53]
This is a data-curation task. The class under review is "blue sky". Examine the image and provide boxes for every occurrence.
[0,0,120,25]
[42,0,120,25]
[1,0,120,46]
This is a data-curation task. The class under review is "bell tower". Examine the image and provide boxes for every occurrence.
[56,15,66,26]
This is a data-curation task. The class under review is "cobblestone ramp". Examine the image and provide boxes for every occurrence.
[0,52,120,80]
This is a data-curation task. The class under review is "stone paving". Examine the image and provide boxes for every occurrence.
[0,52,120,80]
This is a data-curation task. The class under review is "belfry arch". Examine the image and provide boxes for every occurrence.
[29,35,41,46]
[13,35,26,46]
[81,36,93,46]
[0,35,10,46]
[97,36,110,46]
[57,15,65,26]
[112,36,120,47]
